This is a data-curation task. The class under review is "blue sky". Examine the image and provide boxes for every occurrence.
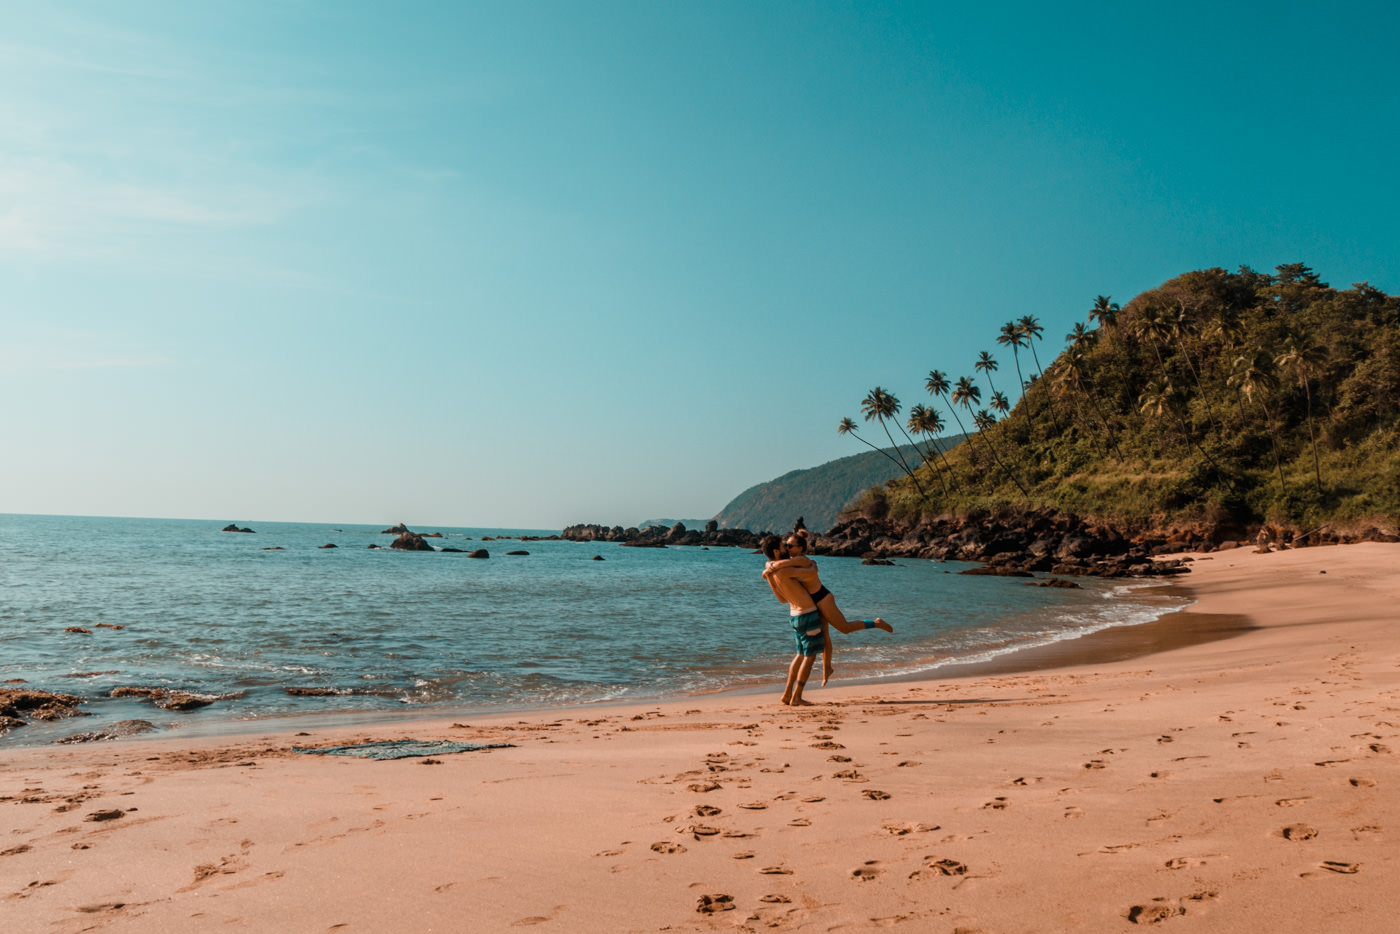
[2,1,1396,529]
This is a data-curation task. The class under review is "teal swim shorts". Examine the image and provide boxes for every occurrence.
[790,610,824,656]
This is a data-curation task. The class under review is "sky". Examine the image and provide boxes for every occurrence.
[2,1,1397,529]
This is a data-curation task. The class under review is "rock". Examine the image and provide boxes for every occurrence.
[425,533,443,538]
[592,555,605,561]
[367,544,382,549]
[56,720,158,743]
[1030,578,1081,589]
[467,549,490,559]
[65,626,93,634]
[109,687,229,711]
[861,557,896,566]
[506,550,529,556]
[0,688,85,724]
[319,543,337,549]
[390,532,435,551]
[221,524,255,533]
[382,523,411,534]
[440,547,464,553]
[262,546,284,551]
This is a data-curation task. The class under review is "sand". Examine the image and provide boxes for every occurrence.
[2,542,1397,933]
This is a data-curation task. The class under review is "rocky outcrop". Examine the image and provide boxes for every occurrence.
[109,687,238,711]
[562,522,763,549]
[381,523,411,534]
[56,720,158,743]
[221,524,255,533]
[390,532,435,552]
[0,688,86,733]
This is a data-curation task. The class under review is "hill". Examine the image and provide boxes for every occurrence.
[713,437,964,533]
[846,263,1399,537]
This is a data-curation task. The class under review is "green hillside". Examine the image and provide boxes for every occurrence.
[847,264,1400,533]
[714,438,964,533]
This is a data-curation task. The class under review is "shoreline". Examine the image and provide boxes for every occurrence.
[4,542,1396,932]
[4,574,1202,750]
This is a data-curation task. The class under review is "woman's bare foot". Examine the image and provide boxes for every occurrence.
[790,698,814,706]
[874,617,893,633]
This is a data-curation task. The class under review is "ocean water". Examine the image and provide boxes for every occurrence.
[0,514,1190,746]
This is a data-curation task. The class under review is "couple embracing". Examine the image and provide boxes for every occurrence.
[761,528,893,706]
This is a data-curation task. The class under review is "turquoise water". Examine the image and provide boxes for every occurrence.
[0,514,1189,745]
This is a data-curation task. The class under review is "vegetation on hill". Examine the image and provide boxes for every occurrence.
[713,438,964,533]
[839,264,1400,532]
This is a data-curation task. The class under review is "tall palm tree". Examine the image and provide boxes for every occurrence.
[1228,350,1286,495]
[974,351,1000,399]
[1275,335,1328,495]
[906,404,952,495]
[996,322,1032,434]
[954,376,1027,497]
[1139,376,1227,477]
[925,369,971,447]
[838,416,924,490]
[1089,295,1119,333]
[1019,314,1061,433]
[860,387,926,497]
[1065,321,1097,352]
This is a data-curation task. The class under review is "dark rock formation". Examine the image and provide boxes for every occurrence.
[381,523,410,534]
[65,626,92,634]
[0,688,86,732]
[506,550,529,556]
[390,532,435,552]
[221,524,255,533]
[319,543,337,549]
[562,523,763,549]
[467,549,489,559]
[440,547,463,553]
[56,720,158,743]
[591,555,605,561]
[109,687,233,711]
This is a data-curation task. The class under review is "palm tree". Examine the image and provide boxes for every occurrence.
[1139,376,1228,477]
[1275,335,1328,495]
[996,322,1032,434]
[1228,350,1286,495]
[954,375,1027,496]
[838,416,924,491]
[860,387,926,497]
[974,351,1000,398]
[1089,295,1119,333]
[906,404,953,495]
[926,369,971,447]
[990,391,1010,419]
[1019,314,1061,433]
[1065,321,1097,352]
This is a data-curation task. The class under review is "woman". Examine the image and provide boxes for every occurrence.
[763,529,893,686]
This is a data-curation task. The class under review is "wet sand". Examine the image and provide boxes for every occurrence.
[2,542,1396,932]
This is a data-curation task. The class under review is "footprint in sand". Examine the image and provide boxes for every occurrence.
[1351,825,1381,839]
[788,818,812,827]
[738,801,768,810]
[897,760,921,768]
[686,825,721,839]
[693,805,722,817]
[801,795,825,803]
[1276,797,1314,807]
[687,782,722,792]
[912,857,967,877]
[1164,856,1217,869]
[1064,807,1084,819]
[1084,760,1108,770]
[759,866,793,875]
[812,741,845,750]
[759,894,792,903]
[1281,824,1318,841]
[1301,860,1361,878]
[828,755,853,763]
[851,860,882,881]
[695,894,734,913]
[982,797,1008,810]
[1126,901,1184,924]
[862,790,891,801]
[1349,777,1377,787]
[1368,743,1392,755]
[731,851,755,859]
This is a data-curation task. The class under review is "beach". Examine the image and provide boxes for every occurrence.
[3,542,1396,932]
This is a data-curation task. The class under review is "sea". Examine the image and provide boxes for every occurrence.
[0,514,1192,747]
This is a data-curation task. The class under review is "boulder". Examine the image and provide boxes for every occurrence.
[221,524,255,533]
[390,532,435,551]
[506,550,529,556]
[56,720,158,743]
[381,523,411,534]
[467,549,490,559]
[319,543,337,549]
[0,687,85,724]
